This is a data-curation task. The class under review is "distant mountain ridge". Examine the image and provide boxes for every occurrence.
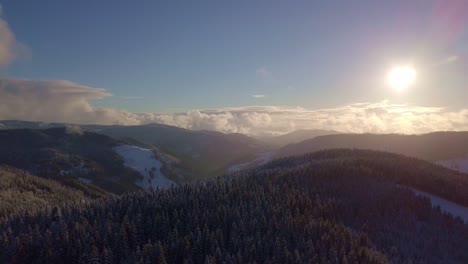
[259,129,341,147]
[278,132,468,165]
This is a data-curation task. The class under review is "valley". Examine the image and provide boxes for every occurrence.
[1,122,468,263]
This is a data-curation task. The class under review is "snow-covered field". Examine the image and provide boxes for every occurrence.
[228,151,276,172]
[436,158,468,174]
[114,145,175,190]
[410,188,468,224]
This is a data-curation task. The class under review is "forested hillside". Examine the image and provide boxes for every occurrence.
[0,127,179,193]
[1,150,467,263]
[270,149,468,206]
[0,166,107,217]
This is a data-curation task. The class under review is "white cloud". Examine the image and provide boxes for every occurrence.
[252,94,265,98]
[137,103,468,136]
[436,55,459,66]
[445,55,458,63]
[0,4,29,66]
[0,78,140,125]
[0,13,15,66]
[0,77,467,136]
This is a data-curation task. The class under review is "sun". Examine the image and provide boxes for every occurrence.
[387,66,416,91]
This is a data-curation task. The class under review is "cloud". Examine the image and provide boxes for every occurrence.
[445,55,458,63]
[252,94,265,98]
[0,77,467,135]
[0,12,15,66]
[0,78,140,125]
[142,103,468,136]
[436,55,459,66]
[0,4,29,66]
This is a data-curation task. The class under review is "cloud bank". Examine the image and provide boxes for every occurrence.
[0,77,467,136]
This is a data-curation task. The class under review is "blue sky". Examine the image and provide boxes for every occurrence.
[0,0,467,134]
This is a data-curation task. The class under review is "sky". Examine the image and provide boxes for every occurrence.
[0,0,468,135]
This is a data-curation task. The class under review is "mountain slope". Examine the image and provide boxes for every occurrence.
[0,127,178,193]
[0,166,107,217]
[278,132,468,166]
[1,150,467,263]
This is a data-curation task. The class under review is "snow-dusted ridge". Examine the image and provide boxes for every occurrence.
[408,187,468,224]
[114,145,175,190]
[436,158,468,174]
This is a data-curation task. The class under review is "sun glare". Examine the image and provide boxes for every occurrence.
[387,66,416,91]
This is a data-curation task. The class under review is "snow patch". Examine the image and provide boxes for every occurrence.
[410,188,468,224]
[78,177,92,184]
[436,158,468,174]
[114,145,175,190]
[228,151,276,172]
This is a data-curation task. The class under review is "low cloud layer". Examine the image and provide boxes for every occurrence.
[151,104,468,136]
[0,77,467,136]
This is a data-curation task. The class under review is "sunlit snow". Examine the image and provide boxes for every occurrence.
[114,145,175,190]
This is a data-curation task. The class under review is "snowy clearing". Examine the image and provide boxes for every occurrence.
[408,187,468,224]
[436,158,468,174]
[114,145,175,190]
[228,151,276,172]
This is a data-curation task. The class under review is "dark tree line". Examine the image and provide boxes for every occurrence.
[0,149,467,263]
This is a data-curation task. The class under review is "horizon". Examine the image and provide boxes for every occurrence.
[1,0,468,136]
[1,118,467,138]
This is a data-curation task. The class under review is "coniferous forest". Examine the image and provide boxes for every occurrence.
[1,150,467,264]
